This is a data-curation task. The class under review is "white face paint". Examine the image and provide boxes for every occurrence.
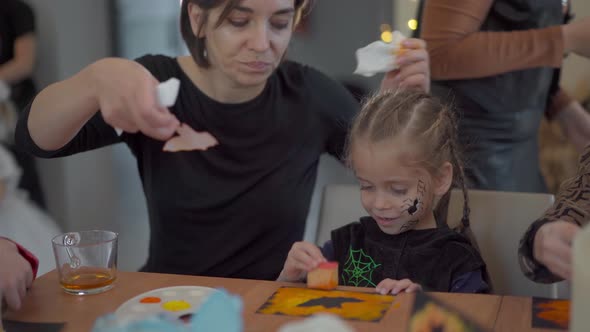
[351,140,437,235]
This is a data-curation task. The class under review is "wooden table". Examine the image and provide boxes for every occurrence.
[4,271,565,331]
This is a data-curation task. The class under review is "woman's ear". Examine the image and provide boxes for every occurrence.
[187,3,207,38]
[433,161,453,197]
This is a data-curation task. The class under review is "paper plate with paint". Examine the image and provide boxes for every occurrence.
[115,286,218,324]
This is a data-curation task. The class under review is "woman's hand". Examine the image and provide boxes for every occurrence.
[376,278,422,295]
[277,241,326,282]
[381,39,430,93]
[87,58,180,140]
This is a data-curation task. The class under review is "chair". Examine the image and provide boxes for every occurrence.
[316,185,569,298]
[315,184,365,246]
[447,189,569,298]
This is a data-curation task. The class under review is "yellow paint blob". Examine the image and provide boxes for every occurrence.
[162,300,192,312]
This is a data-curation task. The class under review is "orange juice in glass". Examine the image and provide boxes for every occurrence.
[52,230,117,295]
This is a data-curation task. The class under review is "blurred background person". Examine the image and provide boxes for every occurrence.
[0,0,46,209]
[420,0,590,193]
[0,141,60,276]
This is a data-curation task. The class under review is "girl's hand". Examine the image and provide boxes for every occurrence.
[376,278,422,295]
[380,39,430,93]
[277,241,326,282]
[87,58,180,140]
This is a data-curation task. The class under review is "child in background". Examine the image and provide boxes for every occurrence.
[0,143,60,275]
[278,90,489,294]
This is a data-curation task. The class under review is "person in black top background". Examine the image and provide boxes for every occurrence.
[1,0,45,209]
[15,0,429,280]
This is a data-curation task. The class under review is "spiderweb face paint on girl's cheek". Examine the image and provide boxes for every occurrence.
[399,180,427,232]
[401,180,425,216]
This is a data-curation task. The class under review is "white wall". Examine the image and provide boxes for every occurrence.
[561,0,590,100]
[393,0,419,36]
[289,0,392,91]
[115,0,185,59]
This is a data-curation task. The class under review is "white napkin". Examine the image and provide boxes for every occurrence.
[113,77,218,152]
[156,77,181,107]
[114,77,181,136]
[353,31,406,77]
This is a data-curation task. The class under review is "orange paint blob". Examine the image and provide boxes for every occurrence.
[140,297,162,304]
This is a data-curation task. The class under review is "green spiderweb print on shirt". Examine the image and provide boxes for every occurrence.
[342,247,381,287]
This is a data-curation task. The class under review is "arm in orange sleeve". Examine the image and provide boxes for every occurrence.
[422,0,564,80]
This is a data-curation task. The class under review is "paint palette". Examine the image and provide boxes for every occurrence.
[115,286,218,324]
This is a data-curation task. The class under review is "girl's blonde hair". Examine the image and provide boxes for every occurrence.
[347,89,476,246]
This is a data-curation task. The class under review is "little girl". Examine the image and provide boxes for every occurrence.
[278,90,489,294]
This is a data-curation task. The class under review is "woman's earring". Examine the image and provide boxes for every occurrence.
[203,48,208,59]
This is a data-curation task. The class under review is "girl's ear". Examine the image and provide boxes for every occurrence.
[433,161,453,197]
[188,3,207,38]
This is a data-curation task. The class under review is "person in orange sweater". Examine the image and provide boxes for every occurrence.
[419,0,590,193]
[0,237,38,312]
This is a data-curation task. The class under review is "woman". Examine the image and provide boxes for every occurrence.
[15,0,429,280]
[421,0,590,192]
